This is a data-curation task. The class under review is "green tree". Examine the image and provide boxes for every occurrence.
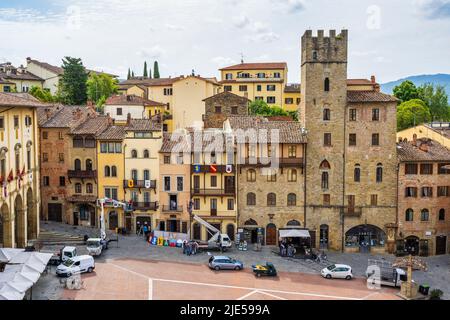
[148,67,152,79]
[132,71,135,78]
[153,61,160,78]
[397,99,432,131]
[417,83,450,121]
[127,68,131,80]
[393,80,419,103]
[143,61,148,78]
[58,57,88,105]
[249,100,297,120]
[29,86,56,102]
[86,73,118,106]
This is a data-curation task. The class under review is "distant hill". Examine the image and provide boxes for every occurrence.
[381,74,450,96]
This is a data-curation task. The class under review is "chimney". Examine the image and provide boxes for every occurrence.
[45,108,52,120]
[107,115,114,126]
[412,134,417,146]
[371,75,376,84]
[127,112,131,125]
[419,141,429,152]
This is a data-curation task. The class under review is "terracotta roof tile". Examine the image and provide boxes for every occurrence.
[202,91,250,102]
[397,139,450,162]
[220,62,287,71]
[119,77,180,87]
[40,105,91,128]
[70,115,111,136]
[347,90,398,103]
[97,125,126,140]
[105,94,165,106]
[0,92,49,108]
[125,119,162,132]
[284,84,301,93]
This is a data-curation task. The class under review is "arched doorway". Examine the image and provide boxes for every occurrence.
[193,222,201,240]
[320,224,329,249]
[244,219,258,244]
[266,223,277,245]
[14,195,25,248]
[405,236,420,256]
[226,224,235,241]
[1,204,12,247]
[108,211,118,230]
[345,224,386,253]
[26,188,37,240]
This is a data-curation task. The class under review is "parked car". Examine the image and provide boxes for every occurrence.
[56,255,95,277]
[208,256,243,271]
[252,262,277,277]
[321,264,353,280]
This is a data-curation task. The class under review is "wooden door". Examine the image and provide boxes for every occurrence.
[225,176,235,193]
[193,176,200,192]
[90,209,96,227]
[436,236,447,255]
[109,212,118,230]
[266,224,277,245]
[48,204,62,222]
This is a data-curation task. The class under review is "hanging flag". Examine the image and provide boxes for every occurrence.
[21,165,25,177]
[210,165,217,173]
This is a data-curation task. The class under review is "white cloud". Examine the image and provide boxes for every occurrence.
[137,45,166,59]
[233,15,250,28]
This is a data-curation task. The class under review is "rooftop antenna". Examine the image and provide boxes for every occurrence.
[240,52,244,64]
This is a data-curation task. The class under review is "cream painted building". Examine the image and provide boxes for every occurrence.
[397,122,450,149]
[0,93,42,248]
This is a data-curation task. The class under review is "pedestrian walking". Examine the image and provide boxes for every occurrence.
[136,221,141,235]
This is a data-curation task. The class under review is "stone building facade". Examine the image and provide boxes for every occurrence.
[299,30,398,253]
[203,91,249,129]
[397,137,450,256]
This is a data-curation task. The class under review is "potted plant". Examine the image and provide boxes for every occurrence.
[429,289,443,300]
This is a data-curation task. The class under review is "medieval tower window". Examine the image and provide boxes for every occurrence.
[349,134,356,146]
[247,169,256,182]
[267,193,276,206]
[420,209,430,221]
[349,109,357,121]
[247,193,256,206]
[324,78,330,92]
[354,164,361,182]
[321,172,329,189]
[74,159,81,171]
[372,108,380,121]
[312,50,318,60]
[405,209,414,221]
[287,193,297,206]
[372,133,380,146]
[324,133,331,146]
[323,108,330,121]
[376,163,383,183]
[439,209,445,221]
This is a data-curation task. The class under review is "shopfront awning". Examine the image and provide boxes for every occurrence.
[279,229,310,238]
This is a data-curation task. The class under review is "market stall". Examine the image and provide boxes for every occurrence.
[278,229,311,257]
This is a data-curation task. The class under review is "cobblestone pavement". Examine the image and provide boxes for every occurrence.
[32,221,450,300]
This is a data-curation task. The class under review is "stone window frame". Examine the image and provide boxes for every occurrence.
[420,209,430,222]
[376,163,383,183]
[354,164,361,182]
[372,133,380,146]
[287,193,297,206]
[247,193,256,206]
[405,208,414,222]
[246,169,256,182]
[287,169,297,182]
[349,133,357,146]
[267,193,276,206]
[438,209,445,221]
[74,183,82,194]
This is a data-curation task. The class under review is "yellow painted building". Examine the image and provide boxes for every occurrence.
[96,125,126,230]
[397,122,450,149]
[0,80,17,93]
[0,93,42,248]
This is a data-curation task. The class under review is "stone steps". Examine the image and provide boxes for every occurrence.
[33,231,86,245]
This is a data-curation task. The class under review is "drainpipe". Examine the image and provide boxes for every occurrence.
[303,143,307,228]
[341,105,347,253]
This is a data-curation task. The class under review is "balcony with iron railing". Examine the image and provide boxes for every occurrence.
[131,201,158,211]
[67,170,97,179]
[123,180,157,189]
[161,205,183,213]
[191,188,236,196]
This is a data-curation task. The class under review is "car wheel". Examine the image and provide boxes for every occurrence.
[345,275,352,280]
[88,267,93,273]
[325,274,332,279]
[234,266,241,271]
[214,266,220,271]
[256,273,261,277]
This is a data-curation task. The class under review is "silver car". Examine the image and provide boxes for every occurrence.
[208,256,243,271]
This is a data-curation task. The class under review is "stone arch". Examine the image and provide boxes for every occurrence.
[244,218,258,226]
[26,187,37,240]
[0,203,11,247]
[14,194,26,248]
[320,160,330,170]
[287,220,301,227]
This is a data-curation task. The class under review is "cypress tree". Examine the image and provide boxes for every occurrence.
[149,68,152,79]
[127,68,131,80]
[132,71,135,78]
[153,61,160,79]
[143,61,148,78]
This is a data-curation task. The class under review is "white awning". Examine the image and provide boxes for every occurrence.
[279,229,310,238]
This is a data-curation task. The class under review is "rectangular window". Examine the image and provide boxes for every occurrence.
[267,171,277,182]
[58,132,64,140]
[100,142,107,153]
[0,117,4,130]
[349,134,356,146]
[324,133,331,146]
[238,73,250,78]
[225,73,233,80]
[25,115,32,127]
[59,176,65,186]
[323,194,330,206]
[285,98,294,104]
[437,186,449,197]
[421,187,433,198]
[117,108,123,116]
[372,133,379,146]
[420,163,433,175]
[14,116,19,128]
[43,176,50,186]
[42,153,49,162]
[115,143,122,153]
[111,188,118,200]
[323,108,330,121]
[177,177,183,191]
[227,199,234,210]
[210,199,218,215]
[438,163,450,174]
[164,88,173,96]
[231,106,238,115]
[370,194,378,206]
[43,131,48,139]
[224,85,232,92]
[349,109,357,121]
[372,108,380,121]
[164,155,171,164]
[193,198,200,210]
[255,96,264,101]
[257,85,262,92]
[288,145,296,158]
[164,176,171,191]
[267,85,276,91]
[215,106,222,114]
[267,96,276,104]
[405,163,418,175]
[210,175,217,187]
[239,85,247,92]
[405,187,418,197]
[257,73,265,78]
[273,72,281,78]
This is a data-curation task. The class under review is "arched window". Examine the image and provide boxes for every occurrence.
[247,169,256,182]
[320,160,330,170]
[247,193,256,206]
[323,108,330,121]
[321,172,329,190]
[104,166,110,177]
[287,220,301,226]
[143,170,150,181]
[324,77,330,92]
[111,166,117,177]
[287,169,297,182]
[354,164,361,182]
[86,159,93,171]
[439,209,445,221]
[131,169,138,181]
[85,136,95,148]
[74,159,81,171]
[405,208,414,221]
[421,209,429,221]
[267,193,276,206]
[376,163,383,183]
[75,183,82,194]
[131,149,138,158]
[287,193,296,206]
[143,149,150,158]
[86,183,93,194]
[73,136,83,148]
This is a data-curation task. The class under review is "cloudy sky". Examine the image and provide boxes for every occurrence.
[0,0,449,83]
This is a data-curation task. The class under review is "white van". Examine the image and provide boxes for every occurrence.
[56,255,95,277]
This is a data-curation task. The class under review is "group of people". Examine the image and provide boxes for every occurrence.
[279,240,297,257]
[136,221,151,242]
[182,240,199,256]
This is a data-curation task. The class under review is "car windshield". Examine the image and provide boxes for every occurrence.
[326,265,336,271]
[63,259,74,267]
[87,241,100,247]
